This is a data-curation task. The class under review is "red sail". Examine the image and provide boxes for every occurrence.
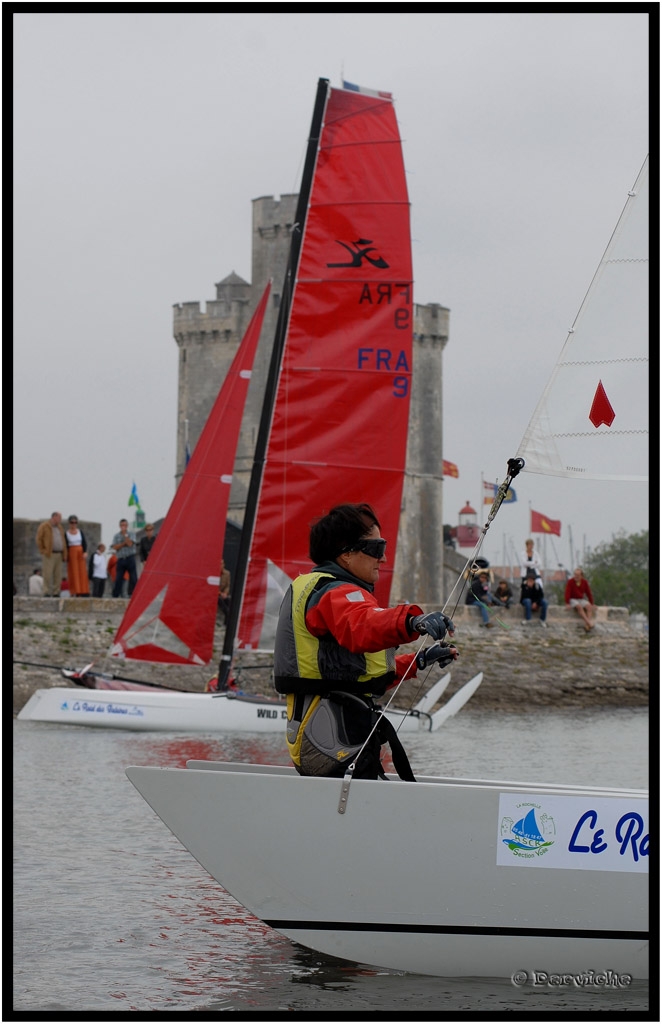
[111,284,271,665]
[238,86,413,650]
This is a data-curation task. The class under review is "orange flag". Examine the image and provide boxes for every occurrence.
[442,460,459,478]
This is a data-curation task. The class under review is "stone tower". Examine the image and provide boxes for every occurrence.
[392,302,449,604]
[173,270,252,488]
[173,195,449,603]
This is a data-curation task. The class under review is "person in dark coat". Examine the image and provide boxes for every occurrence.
[521,569,548,627]
[493,579,513,608]
[139,524,157,564]
[465,569,498,627]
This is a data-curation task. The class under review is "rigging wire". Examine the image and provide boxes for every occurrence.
[442,457,526,621]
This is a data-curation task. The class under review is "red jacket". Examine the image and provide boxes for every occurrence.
[305,582,423,686]
[565,577,594,604]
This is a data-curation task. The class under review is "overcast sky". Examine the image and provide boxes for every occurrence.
[13,12,650,572]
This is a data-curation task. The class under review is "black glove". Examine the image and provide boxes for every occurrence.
[410,611,454,640]
[416,643,459,671]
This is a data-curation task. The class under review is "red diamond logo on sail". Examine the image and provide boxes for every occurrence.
[588,380,615,428]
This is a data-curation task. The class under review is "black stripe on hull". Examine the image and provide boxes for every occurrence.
[265,920,648,942]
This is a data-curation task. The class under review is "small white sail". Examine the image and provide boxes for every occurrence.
[517,156,648,482]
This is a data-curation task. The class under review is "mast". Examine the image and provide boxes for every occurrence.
[217,77,330,689]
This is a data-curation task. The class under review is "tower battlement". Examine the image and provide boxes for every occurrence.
[413,302,450,346]
[173,299,249,344]
[173,272,252,347]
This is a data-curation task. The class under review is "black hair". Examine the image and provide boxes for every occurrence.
[309,503,380,565]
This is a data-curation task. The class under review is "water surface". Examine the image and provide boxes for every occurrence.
[13,708,649,1015]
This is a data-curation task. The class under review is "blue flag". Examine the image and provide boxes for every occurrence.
[128,482,141,509]
[484,480,517,505]
[185,442,191,467]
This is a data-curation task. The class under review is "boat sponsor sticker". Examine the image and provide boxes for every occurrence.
[497,793,648,872]
[59,699,145,718]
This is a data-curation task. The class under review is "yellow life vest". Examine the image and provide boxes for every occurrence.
[278,572,394,770]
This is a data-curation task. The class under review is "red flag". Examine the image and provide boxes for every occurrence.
[589,380,616,428]
[443,460,459,478]
[531,509,561,536]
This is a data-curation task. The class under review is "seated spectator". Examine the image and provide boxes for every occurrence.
[465,569,498,628]
[565,566,596,632]
[520,569,548,627]
[28,568,44,596]
[493,579,513,608]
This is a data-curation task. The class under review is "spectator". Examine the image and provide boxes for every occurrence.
[521,569,548,627]
[28,568,44,596]
[35,511,68,597]
[565,566,596,632]
[111,519,137,597]
[465,569,498,627]
[88,543,109,598]
[139,524,157,564]
[493,579,513,609]
[520,538,543,588]
[65,516,90,596]
[107,553,130,597]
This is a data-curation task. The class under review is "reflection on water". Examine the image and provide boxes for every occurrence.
[134,732,292,769]
[13,709,649,1014]
[120,705,649,788]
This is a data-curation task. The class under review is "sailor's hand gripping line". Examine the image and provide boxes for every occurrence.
[337,458,525,813]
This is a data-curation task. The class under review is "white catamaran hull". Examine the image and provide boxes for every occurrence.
[17,673,481,734]
[125,760,648,978]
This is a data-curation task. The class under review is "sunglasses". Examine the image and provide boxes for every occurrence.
[344,538,387,559]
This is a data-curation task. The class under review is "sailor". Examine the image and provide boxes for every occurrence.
[273,502,458,780]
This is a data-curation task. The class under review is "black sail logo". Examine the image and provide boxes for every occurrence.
[327,238,389,269]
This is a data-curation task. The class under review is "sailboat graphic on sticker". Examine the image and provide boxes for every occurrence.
[589,380,616,428]
[502,807,555,853]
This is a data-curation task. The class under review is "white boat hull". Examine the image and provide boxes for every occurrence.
[16,675,480,734]
[125,760,648,978]
[18,686,290,732]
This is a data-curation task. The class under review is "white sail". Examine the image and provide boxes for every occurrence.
[517,156,648,481]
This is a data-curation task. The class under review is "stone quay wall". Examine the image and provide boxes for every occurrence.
[13,598,648,718]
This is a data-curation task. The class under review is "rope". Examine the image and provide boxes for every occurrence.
[443,458,525,623]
